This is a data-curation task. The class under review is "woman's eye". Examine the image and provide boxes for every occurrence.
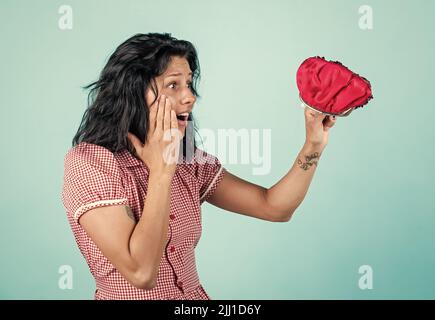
[168,82,192,89]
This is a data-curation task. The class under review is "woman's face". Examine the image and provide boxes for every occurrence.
[145,56,196,136]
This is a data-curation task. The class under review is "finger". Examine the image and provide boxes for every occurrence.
[304,106,323,120]
[323,115,337,131]
[318,114,327,123]
[155,94,165,135]
[148,98,158,135]
[127,132,143,153]
[170,110,182,143]
[163,97,171,134]
[170,109,179,131]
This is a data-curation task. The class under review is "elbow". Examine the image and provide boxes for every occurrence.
[269,209,296,223]
[130,270,157,290]
[135,279,157,291]
[263,191,299,223]
[273,212,293,223]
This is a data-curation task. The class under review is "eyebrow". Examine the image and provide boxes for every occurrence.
[165,72,193,78]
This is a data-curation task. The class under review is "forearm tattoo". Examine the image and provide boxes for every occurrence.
[125,206,137,222]
[297,152,321,171]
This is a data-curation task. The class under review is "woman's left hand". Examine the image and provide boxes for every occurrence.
[303,106,337,151]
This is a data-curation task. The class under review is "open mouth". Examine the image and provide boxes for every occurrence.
[176,114,189,121]
[176,113,189,127]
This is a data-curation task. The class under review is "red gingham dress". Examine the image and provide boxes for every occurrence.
[61,142,225,300]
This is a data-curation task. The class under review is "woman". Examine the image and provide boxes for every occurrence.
[61,33,336,300]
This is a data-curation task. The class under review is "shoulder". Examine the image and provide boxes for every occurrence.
[180,148,221,173]
[194,148,220,164]
[62,143,128,221]
[64,142,120,176]
[183,148,225,189]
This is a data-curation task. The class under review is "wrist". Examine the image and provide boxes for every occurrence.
[296,142,323,171]
[149,170,174,184]
[303,141,325,153]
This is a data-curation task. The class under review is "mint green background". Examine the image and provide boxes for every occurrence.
[1,0,434,299]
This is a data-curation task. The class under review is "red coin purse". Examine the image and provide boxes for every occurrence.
[296,56,373,117]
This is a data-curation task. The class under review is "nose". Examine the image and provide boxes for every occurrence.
[181,89,196,107]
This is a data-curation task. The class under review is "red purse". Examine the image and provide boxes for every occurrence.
[296,56,373,116]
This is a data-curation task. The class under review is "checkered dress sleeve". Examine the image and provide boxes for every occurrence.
[62,144,128,223]
[194,149,226,204]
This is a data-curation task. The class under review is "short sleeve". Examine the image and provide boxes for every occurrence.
[193,149,226,204]
[61,143,128,223]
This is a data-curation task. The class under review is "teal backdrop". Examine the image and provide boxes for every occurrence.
[1,0,434,299]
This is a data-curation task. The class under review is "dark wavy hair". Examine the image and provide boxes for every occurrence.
[72,33,201,158]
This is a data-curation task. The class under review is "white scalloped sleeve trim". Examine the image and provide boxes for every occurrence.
[200,166,224,201]
[73,198,129,221]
